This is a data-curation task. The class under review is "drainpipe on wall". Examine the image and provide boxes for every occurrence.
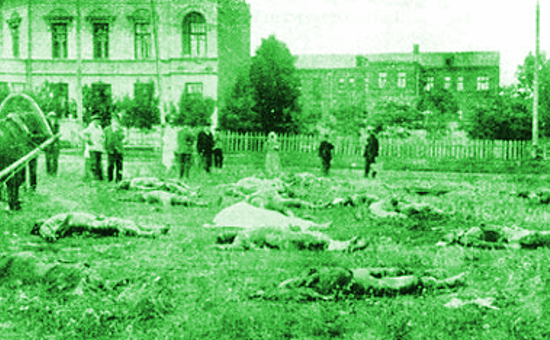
[150,0,163,124]
[76,0,83,127]
[26,0,32,90]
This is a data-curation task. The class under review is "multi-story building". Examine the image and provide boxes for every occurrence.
[0,0,251,119]
[296,45,500,120]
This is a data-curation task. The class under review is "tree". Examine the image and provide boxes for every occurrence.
[219,69,262,132]
[174,93,215,127]
[82,83,113,127]
[463,87,533,140]
[326,104,368,136]
[416,88,460,138]
[369,99,423,131]
[249,35,302,134]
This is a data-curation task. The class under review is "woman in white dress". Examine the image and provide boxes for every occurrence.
[265,132,281,177]
[162,117,178,179]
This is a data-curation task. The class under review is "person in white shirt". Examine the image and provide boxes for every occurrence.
[82,115,105,181]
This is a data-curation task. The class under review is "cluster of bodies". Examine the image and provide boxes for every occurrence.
[4,174,550,300]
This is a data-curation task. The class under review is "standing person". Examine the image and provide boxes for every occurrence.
[265,132,281,177]
[212,128,224,171]
[318,134,335,176]
[44,112,61,176]
[176,125,195,179]
[197,125,214,173]
[363,127,380,179]
[161,115,178,179]
[83,114,105,181]
[104,113,125,183]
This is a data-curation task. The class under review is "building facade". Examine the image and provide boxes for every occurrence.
[0,0,251,120]
[296,45,500,120]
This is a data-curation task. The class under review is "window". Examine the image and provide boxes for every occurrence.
[186,83,203,98]
[12,83,26,92]
[444,77,451,90]
[93,23,109,59]
[52,23,68,59]
[425,77,434,91]
[378,73,387,89]
[338,78,345,92]
[7,13,22,58]
[457,77,464,91]
[12,30,20,58]
[477,77,489,91]
[134,82,154,104]
[397,73,406,88]
[50,83,69,117]
[312,77,322,101]
[183,12,206,57]
[135,23,151,59]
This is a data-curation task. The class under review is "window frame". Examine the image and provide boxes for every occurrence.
[185,82,203,99]
[444,77,451,90]
[93,23,110,59]
[51,23,69,59]
[425,76,435,92]
[477,76,489,91]
[183,12,207,57]
[397,72,406,88]
[378,72,387,89]
[135,23,151,59]
[457,77,464,91]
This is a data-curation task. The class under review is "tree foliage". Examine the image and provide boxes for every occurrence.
[369,100,423,131]
[463,87,533,140]
[218,70,262,132]
[249,35,302,134]
[173,93,215,127]
[82,83,113,128]
[321,104,367,136]
[113,82,161,130]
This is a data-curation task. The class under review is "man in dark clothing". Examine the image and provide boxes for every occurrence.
[363,128,380,178]
[44,112,61,176]
[197,125,214,173]
[318,134,335,176]
[104,113,125,182]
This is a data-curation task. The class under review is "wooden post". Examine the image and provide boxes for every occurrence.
[26,0,33,90]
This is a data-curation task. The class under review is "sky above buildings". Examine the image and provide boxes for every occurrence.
[247,0,546,86]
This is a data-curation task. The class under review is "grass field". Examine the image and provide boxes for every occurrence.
[2,151,550,339]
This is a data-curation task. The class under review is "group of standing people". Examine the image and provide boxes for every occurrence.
[82,113,126,183]
[317,127,380,178]
[164,119,224,180]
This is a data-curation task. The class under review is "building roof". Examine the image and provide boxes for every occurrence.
[295,51,500,70]
[294,54,357,70]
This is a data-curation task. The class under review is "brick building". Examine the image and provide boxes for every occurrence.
[296,45,500,120]
[0,0,251,120]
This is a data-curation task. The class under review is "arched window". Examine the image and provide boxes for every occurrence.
[182,12,206,57]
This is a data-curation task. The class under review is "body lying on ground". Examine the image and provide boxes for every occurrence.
[0,252,132,294]
[116,190,211,207]
[244,186,326,217]
[31,212,170,242]
[369,197,449,219]
[440,224,550,249]
[322,192,379,208]
[212,224,368,252]
[116,177,199,197]
[512,189,550,205]
[208,201,332,231]
[252,266,466,301]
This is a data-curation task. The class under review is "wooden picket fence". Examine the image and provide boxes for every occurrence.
[63,125,538,161]
[219,131,533,161]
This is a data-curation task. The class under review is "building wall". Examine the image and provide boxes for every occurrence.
[0,0,251,116]
[298,55,500,119]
